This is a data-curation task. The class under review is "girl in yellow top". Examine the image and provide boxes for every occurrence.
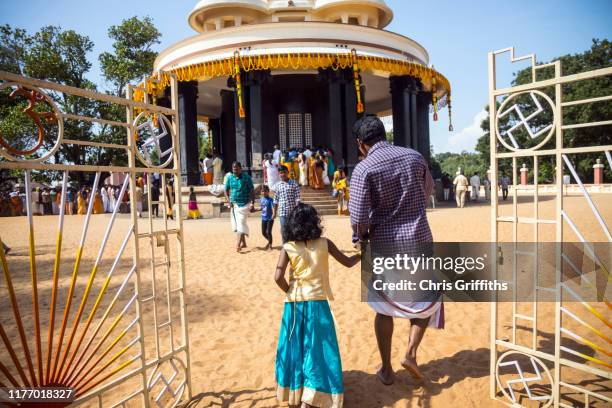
[332,168,349,215]
[274,203,359,408]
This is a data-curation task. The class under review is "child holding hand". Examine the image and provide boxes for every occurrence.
[274,203,359,408]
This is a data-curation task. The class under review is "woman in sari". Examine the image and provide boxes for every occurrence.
[291,150,300,182]
[77,190,87,215]
[297,149,308,186]
[327,148,336,178]
[322,156,331,186]
[311,155,324,190]
[333,168,349,215]
[93,191,104,214]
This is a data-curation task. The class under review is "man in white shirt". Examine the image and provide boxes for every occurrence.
[453,171,469,208]
[272,145,282,165]
[212,152,224,185]
[203,154,213,174]
[470,173,481,201]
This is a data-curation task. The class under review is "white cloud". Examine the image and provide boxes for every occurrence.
[446,109,488,152]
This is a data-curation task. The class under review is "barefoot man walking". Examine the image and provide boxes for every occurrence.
[225,161,255,252]
[349,114,444,385]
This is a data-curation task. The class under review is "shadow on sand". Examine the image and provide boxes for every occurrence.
[346,348,490,408]
[180,387,276,407]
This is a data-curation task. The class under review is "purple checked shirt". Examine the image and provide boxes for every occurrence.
[349,141,434,243]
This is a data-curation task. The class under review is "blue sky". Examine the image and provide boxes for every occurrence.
[1,0,610,153]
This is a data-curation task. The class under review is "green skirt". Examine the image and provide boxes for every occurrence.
[275,300,344,408]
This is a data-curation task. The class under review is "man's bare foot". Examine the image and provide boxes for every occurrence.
[376,367,395,385]
[401,356,424,380]
[236,246,242,253]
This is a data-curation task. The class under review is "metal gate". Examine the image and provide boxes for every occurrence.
[489,48,611,407]
[0,71,191,407]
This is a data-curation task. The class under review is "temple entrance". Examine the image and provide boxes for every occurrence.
[278,112,313,150]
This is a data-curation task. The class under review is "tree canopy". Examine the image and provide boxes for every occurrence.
[0,17,161,182]
[475,39,611,183]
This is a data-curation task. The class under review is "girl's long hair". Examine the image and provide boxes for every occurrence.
[282,203,323,243]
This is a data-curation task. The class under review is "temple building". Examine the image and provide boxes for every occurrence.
[149,0,451,184]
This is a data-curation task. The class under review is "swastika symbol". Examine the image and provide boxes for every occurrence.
[147,358,186,407]
[498,92,553,149]
[496,90,556,152]
[499,356,551,403]
[137,115,173,166]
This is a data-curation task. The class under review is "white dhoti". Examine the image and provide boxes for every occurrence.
[367,288,444,329]
[230,204,250,236]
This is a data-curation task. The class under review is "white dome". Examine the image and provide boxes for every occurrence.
[188,0,269,32]
[314,0,393,27]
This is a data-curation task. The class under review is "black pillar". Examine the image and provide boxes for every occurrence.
[417,91,432,163]
[244,71,269,183]
[342,69,361,174]
[321,68,344,168]
[390,76,411,148]
[220,89,236,172]
[178,81,200,185]
[209,118,221,155]
[229,76,248,170]
[389,76,430,163]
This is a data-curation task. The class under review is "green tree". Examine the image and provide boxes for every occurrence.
[97,16,161,167]
[476,39,611,183]
[0,25,98,183]
[99,16,160,96]
[434,151,486,178]
[0,25,30,74]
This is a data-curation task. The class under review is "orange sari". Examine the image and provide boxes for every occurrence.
[311,160,323,189]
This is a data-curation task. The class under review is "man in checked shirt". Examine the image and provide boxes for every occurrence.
[349,114,444,385]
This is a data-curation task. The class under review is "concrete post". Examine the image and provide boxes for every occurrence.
[520,163,529,185]
[593,158,604,184]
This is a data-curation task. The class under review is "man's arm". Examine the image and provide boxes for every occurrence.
[348,167,371,241]
[224,178,231,207]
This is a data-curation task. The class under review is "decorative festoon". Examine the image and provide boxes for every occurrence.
[233,51,246,118]
[351,49,364,114]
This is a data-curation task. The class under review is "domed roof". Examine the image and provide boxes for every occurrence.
[188,0,269,32]
[314,0,393,27]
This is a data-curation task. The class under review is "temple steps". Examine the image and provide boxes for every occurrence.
[299,187,338,215]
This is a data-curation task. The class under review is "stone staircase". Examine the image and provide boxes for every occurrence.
[176,185,338,218]
[299,186,338,215]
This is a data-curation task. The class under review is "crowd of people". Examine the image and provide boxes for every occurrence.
[0,184,120,217]
[436,170,511,208]
[221,144,353,252]
[263,145,335,190]
[0,175,181,220]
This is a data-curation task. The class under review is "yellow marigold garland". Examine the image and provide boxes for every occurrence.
[234,51,246,118]
[137,51,451,121]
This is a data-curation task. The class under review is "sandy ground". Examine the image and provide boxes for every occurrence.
[0,193,610,407]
